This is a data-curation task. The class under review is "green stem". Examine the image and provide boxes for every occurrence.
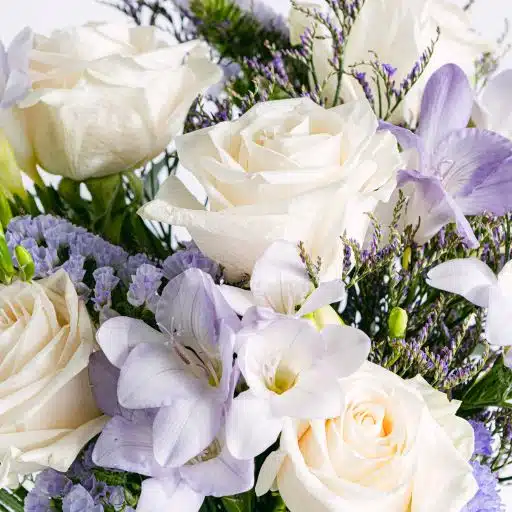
[0,489,24,512]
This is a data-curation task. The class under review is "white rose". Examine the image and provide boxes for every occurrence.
[5,24,222,181]
[139,97,401,280]
[257,362,477,512]
[289,0,488,125]
[0,270,107,488]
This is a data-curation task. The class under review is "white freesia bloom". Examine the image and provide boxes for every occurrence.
[256,362,476,512]
[139,97,402,280]
[220,240,346,327]
[0,270,107,488]
[3,24,222,181]
[473,70,512,140]
[225,317,370,459]
[427,258,512,364]
[289,0,488,124]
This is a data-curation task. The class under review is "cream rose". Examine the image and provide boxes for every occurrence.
[289,0,488,125]
[5,24,222,181]
[0,270,107,488]
[139,97,402,280]
[257,362,477,512]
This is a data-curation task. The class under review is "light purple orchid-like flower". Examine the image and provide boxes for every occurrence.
[89,268,253,511]
[380,63,512,246]
[0,27,33,108]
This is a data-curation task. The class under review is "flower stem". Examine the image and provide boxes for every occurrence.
[0,489,24,512]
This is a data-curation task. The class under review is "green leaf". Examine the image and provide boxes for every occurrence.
[461,356,512,411]
[222,492,254,512]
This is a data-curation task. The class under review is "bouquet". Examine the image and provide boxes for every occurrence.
[0,0,511,510]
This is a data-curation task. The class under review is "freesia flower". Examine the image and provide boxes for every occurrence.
[380,64,512,246]
[95,268,240,468]
[220,240,346,327]
[139,97,402,280]
[4,24,222,181]
[473,69,512,140]
[256,362,476,512]
[427,257,512,365]
[226,316,370,459]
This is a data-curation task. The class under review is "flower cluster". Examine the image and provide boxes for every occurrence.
[1,0,512,511]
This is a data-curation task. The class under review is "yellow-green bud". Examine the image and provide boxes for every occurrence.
[15,245,35,281]
[402,246,412,270]
[388,307,408,338]
[0,223,14,282]
[0,188,13,228]
[0,135,27,200]
[303,305,344,330]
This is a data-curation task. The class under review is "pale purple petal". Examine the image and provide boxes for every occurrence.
[118,343,202,409]
[96,316,167,369]
[417,64,473,153]
[7,27,33,70]
[181,445,254,498]
[152,391,223,468]
[1,69,31,107]
[88,351,122,417]
[379,121,425,157]
[137,476,204,512]
[399,170,478,247]
[156,268,240,353]
[92,415,171,478]
[216,320,236,401]
[432,128,512,214]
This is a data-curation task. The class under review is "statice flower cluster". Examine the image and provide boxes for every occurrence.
[462,462,503,512]
[24,445,136,512]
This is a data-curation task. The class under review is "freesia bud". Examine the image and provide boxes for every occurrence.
[388,307,408,338]
[15,245,35,281]
[0,135,27,199]
[0,223,15,283]
[402,247,412,270]
[0,188,13,227]
[303,305,344,330]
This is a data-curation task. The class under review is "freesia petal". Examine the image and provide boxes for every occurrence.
[152,392,222,468]
[432,128,512,214]
[250,240,311,315]
[7,27,33,71]
[181,445,254,497]
[417,64,473,154]
[1,70,31,108]
[88,351,121,417]
[226,391,283,460]
[118,343,201,409]
[255,450,286,496]
[378,121,425,162]
[399,169,477,247]
[137,476,204,512]
[92,415,168,477]
[486,284,512,347]
[426,258,496,308]
[96,317,167,368]
[219,285,256,316]
[297,280,346,317]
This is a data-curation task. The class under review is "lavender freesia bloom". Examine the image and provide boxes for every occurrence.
[0,27,32,108]
[90,268,253,510]
[380,64,512,246]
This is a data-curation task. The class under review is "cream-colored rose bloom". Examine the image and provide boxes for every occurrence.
[257,362,476,512]
[289,0,489,125]
[0,270,107,488]
[139,97,402,280]
[4,24,222,181]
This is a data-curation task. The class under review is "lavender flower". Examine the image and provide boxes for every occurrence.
[126,263,163,312]
[380,64,512,246]
[162,244,219,281]
[92,267,120,312]
[461,461,502,512]
[470,420,493,457]
[62,485,103,512]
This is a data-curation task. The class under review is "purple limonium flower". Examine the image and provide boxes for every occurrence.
[162,243,219,281]
[92,267,119,312]
[0,27,32,108]
[461,461,502,512]
[127,263,163,312]
[380,64,512,246]
[470,420,493,457]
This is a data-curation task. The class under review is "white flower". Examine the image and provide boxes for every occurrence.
[256,362,476,512]
[289,0,488,125]
[0,270,107,488]
[225,316,370,459]
[139,97,402,280]
[473,70,512,140]
[3,24,222,181]
[220,240,346,327]
[427,258,512,364]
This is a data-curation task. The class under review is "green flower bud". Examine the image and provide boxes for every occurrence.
[15,245,35,281]
[0,188,13,228]
[388,307,408,338]
[402,246,412,270]
[0,223,14,283]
